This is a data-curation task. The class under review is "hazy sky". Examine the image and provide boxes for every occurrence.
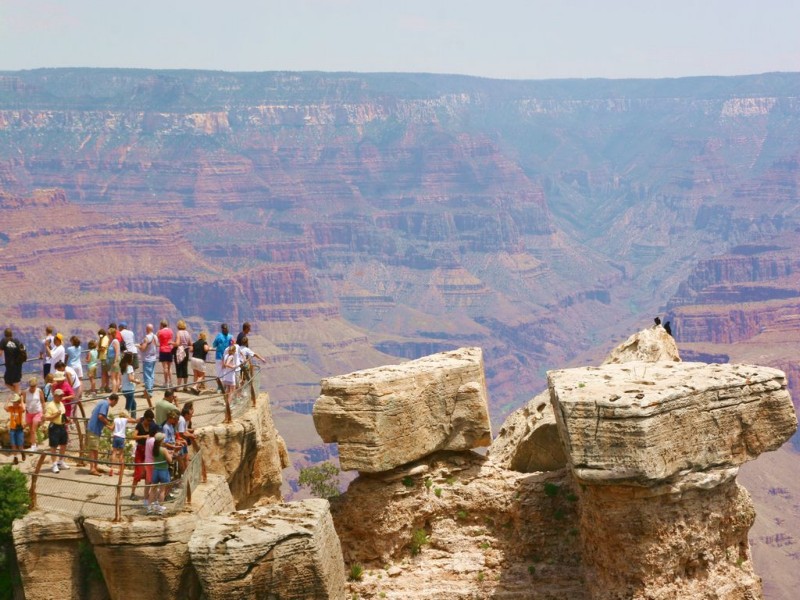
[1,0,798,80]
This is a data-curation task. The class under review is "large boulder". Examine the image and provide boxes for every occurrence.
[603,324,680,364]
[487,390,566,472]
[548,361,797,486]
[548,360,797,600]
[188,499,346,600]
[313,347,492,473]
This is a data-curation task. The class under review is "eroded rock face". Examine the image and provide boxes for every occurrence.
[487,390,566,473]
[195,392,288,507]
[188,499,346,600]
[549,362,797,486]
[313,347,492,473]
[548,361,797,600]
[603,324,680,364]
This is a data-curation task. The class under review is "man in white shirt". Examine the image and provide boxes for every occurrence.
[138,324,158,399]
[119,322,139,371]
[47,333,66,372]
[40,326,55,378]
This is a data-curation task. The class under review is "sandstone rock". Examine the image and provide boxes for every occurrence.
[12,511,103,600]
[603,324,680,364]
[313,347,492,473]
[188,499,346,600]
[195,392,286,507]
[83,515,200,600]
[549,361,797,486]
[488,390,567,473]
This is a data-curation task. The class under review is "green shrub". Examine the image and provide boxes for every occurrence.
[410,528,430,555]
[434,487,442,498]
[298,462,341,498]
[348,562,364,582]
[424,477,433,489]
[543,482,560,497]
[0,466,29,543]
[528,564,536,576]
[456,509,468,521]
[401,476,414,488]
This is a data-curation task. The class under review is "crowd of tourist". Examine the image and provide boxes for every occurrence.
[1,321,263,516]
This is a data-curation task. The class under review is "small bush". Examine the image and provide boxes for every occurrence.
[0,465,30,543]
[434,487,442,498]
[348,563,364,582]
[554,508,565,520]
[401,476,414,488]
[456,509,468,521]
[543,482,560,497]
[446,476,456,485]
[566,492,578,502]
[410,528,430,555]
[528,564,536,576]
[298,462,340,499]
[476,571,485,582]
[424,477,433,489]
[479,541,491,550]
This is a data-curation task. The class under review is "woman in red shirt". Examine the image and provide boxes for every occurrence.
[157,320,175,389]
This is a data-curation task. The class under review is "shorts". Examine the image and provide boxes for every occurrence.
[145,465,153,484]
[190,357,206,374]
[48,424,68,447]
[133,444,147,483]
[101,360,110,374]
[151,469,171,485]
[86,432,101,452]
[159,351,173,363]
[110,363,120,374]
[9,428,24,447]
[175,357,189,379]
[131,354,139,370]
[3,364,22,386]
[26,412,42,427]
[88,365,97,379]
[112,436,125,450]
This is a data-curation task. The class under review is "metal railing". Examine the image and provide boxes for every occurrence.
[27,449,205,522]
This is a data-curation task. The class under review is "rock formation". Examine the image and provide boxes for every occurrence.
[189,499,346,600]
[549,361,797,599]
[313,347,492,472]
[603,324,680,364]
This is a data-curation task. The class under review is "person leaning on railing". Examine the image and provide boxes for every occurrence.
[86,393,120,476]
[130,409,158,501]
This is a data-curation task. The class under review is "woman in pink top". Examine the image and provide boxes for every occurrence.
[157,319,175,389]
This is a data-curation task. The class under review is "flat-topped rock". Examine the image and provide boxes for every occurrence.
[549,361,797,486]
[188,499,345,600]
[313,347,492,473]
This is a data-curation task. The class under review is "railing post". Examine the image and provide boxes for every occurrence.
[114,456,125,522]
[248,364,257,407]
[73,416,86,466]
[29,453,48,510]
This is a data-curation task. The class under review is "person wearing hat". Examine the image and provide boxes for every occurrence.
[51,370,75,419]
[147,431,173,516]
[46,333,66,374]
[44,388,69,472]
[23,376,45,452]
[4,393,26,464]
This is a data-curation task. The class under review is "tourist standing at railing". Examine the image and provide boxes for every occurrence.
[40,326,55,378]
[120,353,141,418]
[45,389,69,473]
[221,344,238,411]
[131,409,158,501]
[236,322,251,346]
[155,388,178,426]
[177,402,195,471]
[174,320,192,392]
[86,340,99,397]
[24,377,44,451]
[0,328,24,393]
[190,332,209,395]
[65,336,83,380]
[139,324,158,400]
[97,328,110,393]
[56,360,82,408]
[143,428,157,511]
[46,333,65,375]
[5,393,25,464]
[86,393,119,476]
[50,371,74,417]
[106,326,121,393]
[119,322,138,372]
[43,373,54,403]
[212,323,232,391]
[162,410,186,474]
[148,432,173,516]
[109,409,136,477]
[157,320,175,389]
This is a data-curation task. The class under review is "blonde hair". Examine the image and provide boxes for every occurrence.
[28,377,38,387]
[199,331,207,341]
[177,319,186,330]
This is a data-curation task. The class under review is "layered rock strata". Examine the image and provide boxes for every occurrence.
[188,499,345,600]
[548,361,798,600]
[313,347,492,472]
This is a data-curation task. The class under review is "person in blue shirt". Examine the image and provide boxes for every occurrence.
[86,393,119,475]
[211,323,232,391]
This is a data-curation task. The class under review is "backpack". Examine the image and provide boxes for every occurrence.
[18,341,27,363]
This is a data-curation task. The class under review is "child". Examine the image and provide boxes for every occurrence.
[120,353,141,418]
[43,372,55,402]
[5,394,26,464]
[86,340,99,396]
[109,410,136,477]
